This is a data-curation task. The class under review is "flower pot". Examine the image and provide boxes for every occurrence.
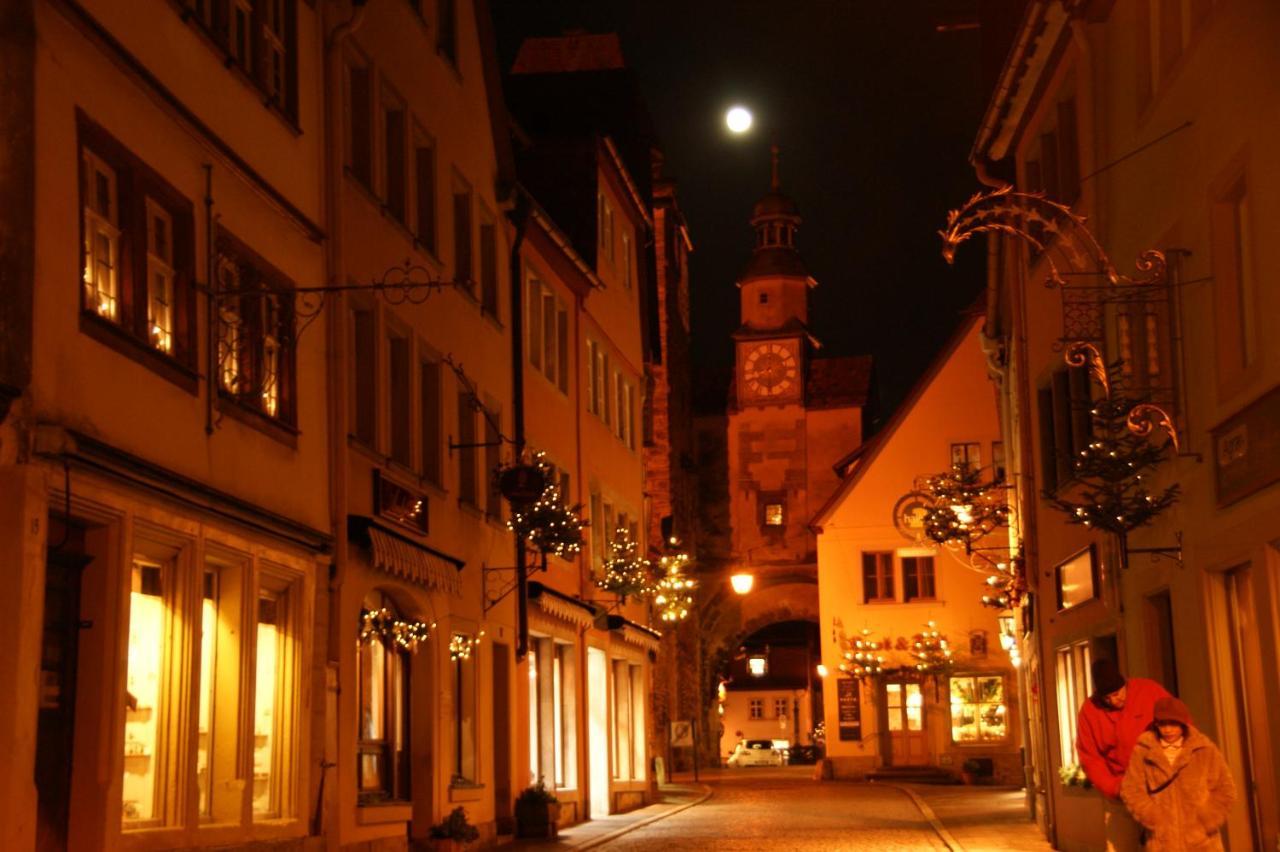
[515,800,561,839]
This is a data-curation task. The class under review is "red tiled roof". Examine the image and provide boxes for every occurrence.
[805,355,873,410]
[511,33,627,75]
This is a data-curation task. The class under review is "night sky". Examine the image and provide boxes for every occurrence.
[493,1,992,421]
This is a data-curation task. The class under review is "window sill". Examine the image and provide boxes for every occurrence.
[348,435,386,464]
[356,802,413,825]
[448,782,484,803]
[481,306,504,331]
[457,500,485,518]
[80,312,199,395]
[219,395,299,449]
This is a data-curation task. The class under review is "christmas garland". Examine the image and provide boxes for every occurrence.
[360,608,431,652]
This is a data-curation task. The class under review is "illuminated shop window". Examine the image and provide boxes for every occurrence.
[611,659,632,779]
[764,503,784,526]
[197,559,245,824]
[253,594,283,817]
[1056,642,1093,768]
[451,635,477,784]
[358,592,411,803]
[123,561,170,827]
[630,665,646,781]
[949,675,1007,743]
[527,647,540,784]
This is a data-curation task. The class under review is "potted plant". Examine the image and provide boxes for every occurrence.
[514,778,561,840]
[427,807,479,852]
[960,757,993,785]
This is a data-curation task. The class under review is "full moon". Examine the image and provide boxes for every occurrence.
[725,106,753,134]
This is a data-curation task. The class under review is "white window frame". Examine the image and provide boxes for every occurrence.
[1055,641,1093,768]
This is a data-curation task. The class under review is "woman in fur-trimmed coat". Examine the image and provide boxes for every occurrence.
[1120,696,1236,851]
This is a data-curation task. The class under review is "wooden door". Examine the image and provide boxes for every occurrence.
[885,681,926,765]
[35,542,92,852]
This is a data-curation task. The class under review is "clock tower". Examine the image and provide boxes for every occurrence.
[734,146,813,407]
[709,145,871,598]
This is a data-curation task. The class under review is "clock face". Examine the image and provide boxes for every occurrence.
[743,342,799,397]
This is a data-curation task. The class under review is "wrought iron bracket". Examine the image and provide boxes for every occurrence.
[1121,531,1183,568]
[482,559,547,613]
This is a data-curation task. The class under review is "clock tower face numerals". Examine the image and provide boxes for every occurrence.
[743,342,799,398]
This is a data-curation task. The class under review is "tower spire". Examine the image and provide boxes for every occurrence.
[770,144,781,192]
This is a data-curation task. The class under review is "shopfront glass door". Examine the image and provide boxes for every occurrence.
[885,681,926,765]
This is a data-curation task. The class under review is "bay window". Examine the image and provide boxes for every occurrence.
[949,675,1008,743]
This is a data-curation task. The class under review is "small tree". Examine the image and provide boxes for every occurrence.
[1046,364,1179,567]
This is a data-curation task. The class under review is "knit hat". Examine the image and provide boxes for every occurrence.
[1152,696,1192,727]
[1090,658,1126,698]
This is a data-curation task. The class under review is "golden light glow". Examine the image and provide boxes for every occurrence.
[730,572,754,595]
[725,105,753,134]
[816,663,829,678]
[747,655,767,677]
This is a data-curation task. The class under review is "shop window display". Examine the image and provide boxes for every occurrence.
[949,675,1008,743]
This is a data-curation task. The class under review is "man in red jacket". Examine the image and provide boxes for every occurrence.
[1076,658,1171,851]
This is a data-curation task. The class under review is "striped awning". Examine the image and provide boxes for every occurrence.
[528,581,598,628]
[349,516,463,596]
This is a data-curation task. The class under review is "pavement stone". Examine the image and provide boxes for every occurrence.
[512,767,1057,851]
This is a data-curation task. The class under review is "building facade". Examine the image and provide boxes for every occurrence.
[967,1,1280,849]
[2,0,332,848]
[1,5,679,851]
[812,314,1021,783]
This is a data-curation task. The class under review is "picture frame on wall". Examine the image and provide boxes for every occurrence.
[1055,544,1099,611]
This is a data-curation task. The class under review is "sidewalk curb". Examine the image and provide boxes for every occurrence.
[573,784,714,850]
[885,784,965,852]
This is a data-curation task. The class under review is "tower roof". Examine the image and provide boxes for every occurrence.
[740,145,807,282]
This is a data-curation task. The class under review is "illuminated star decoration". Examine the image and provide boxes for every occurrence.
[597,525,654,600]
[938,186,1167,293]
[507,453,586,558]
[360,608,432,652]
[652,550,696,622]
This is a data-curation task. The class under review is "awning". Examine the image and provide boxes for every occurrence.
[528,581,598,628]
[603,613,663,652]
[348,516,463,596]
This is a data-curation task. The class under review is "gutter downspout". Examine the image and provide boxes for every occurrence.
[507,190,532,659]
[321,2,367,845]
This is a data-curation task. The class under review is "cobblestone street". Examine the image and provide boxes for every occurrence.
[574,766,1049,851]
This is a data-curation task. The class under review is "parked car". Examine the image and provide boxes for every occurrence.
[787,744,824,765]
[727,739,785,768]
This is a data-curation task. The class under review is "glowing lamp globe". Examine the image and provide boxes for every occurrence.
[816,664,830,678]
[730,572,754,595]
[725,106,753,134]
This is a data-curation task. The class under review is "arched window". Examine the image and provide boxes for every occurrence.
[357,591,412,803]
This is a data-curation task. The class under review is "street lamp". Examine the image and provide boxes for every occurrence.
[730,572,754,595]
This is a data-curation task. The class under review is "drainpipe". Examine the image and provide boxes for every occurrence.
[507,190,532,658]
[321,1,367,845]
